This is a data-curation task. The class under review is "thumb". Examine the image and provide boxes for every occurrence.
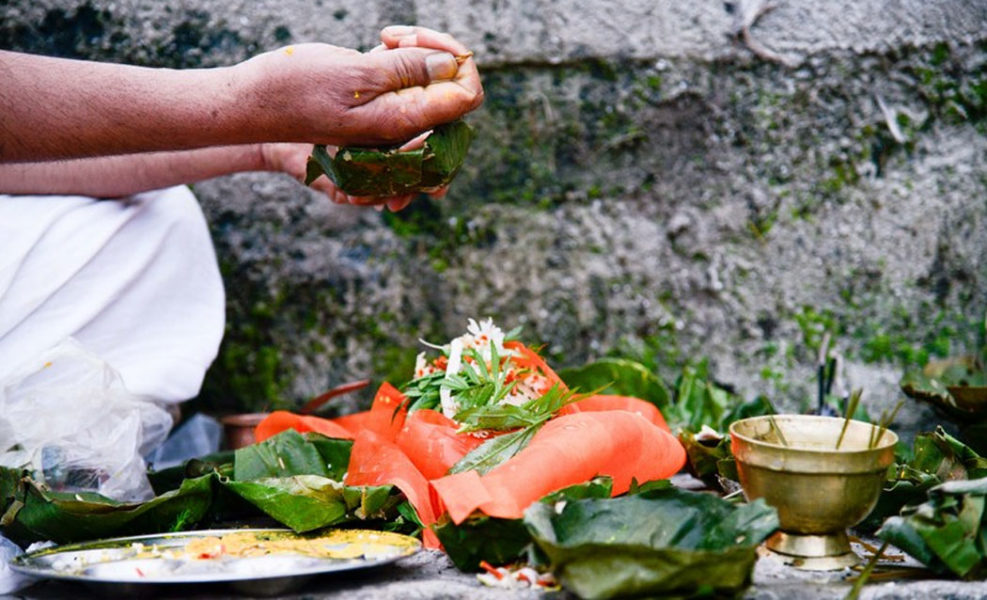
[353,47,482,140]
[365,47,459,92]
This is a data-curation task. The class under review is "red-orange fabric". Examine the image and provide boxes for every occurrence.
[255,411,355,442]
[344,428,441,548]
[431,410,686,524]
[561,394,671,432]
[252,347,686,546]
[395,409,486,480]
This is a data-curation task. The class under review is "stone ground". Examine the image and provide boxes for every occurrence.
[11,476,987,600]
[14,546,987,600]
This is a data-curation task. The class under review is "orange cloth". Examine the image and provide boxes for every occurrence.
[254,384,685,548]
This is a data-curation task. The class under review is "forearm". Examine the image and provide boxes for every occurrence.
[0,145,265,197]
[0,51,261,162]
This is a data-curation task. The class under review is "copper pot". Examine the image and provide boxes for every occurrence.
[219,379,371,450]
[220,412,269,450]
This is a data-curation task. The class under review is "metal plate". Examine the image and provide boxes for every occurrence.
[10,528,419,595]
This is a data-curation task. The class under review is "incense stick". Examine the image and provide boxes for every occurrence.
[869,399,904,449]
[835,389,862,450]
[767,415,789,446]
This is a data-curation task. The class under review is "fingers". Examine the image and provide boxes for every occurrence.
[358,47,482,140]
[380,26,470,56]
[386,195,415,212]
[310,174,417,211]
[427,185,449,199]
[398,130,431,151]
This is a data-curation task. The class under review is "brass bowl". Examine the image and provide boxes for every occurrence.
[730,415,897,570]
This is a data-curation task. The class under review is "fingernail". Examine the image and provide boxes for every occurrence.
[384,25,414,37]
[426,52,457,81]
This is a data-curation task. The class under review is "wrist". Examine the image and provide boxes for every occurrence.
[229,51,307,145]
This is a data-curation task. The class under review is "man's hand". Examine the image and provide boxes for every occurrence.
[240,26,483,148]
[0,26,482,163]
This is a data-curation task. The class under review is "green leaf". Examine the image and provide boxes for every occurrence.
[233,430,334,481]
[861,427,987,534]
[148,451,234,495]
[223,475,397,533]
[879,515,938,568]
[402,371,445,412]
[721,395,776,426]
[678,430,732,486]
[877,477,987,578]
[305,144,335,186]
[305,434,354,481]
[448,426,540,475]
[421,119,474,184]
[433,477,614,572]
[434,515,533,571]
[523,488,778,599]
[305,120,475,196]
[453,403,539,432]
[541,477,614,503]
[558,358,671,408]
[2,470,214,546]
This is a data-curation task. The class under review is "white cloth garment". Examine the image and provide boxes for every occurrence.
[0,186,225,403]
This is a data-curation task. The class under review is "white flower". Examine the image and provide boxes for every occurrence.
[440,338,464,418]
[413,352,438,379]
[455,317,509,362]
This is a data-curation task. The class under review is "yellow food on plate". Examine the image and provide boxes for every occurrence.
[154,530,413,561]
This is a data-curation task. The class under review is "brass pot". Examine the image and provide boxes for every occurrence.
[730,415,897,570]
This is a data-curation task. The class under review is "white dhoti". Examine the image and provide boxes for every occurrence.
[0,185,225,403]
[0,184,225,548]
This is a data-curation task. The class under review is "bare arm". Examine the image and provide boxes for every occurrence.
[0,146,265,198]
[0,26,482,162]
[0,142,426,211]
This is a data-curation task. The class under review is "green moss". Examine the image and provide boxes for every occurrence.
[930,42,951,66]
[272,25,291,42]
[0,2,126,60]
[851,308,981,366]
[794,306,839,354]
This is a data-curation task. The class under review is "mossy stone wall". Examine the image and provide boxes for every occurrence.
[3,1,986,434]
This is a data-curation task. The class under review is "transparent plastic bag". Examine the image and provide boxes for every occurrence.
[146,412,221,471]
[0,339,173,502]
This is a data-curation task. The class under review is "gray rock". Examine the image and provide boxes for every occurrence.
[2,1,986,442]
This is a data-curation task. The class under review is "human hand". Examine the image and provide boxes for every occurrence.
[260,138,446,212]
[241,26,483,148]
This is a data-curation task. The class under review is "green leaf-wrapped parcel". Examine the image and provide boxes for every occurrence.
[0,467,214,546]
[305,120,475,196]
[523,488,779,600]
[878,477,987,578]
[224,430,399,532]
[0,431,398,545]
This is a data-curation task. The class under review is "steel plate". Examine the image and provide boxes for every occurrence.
[10,528,420,595]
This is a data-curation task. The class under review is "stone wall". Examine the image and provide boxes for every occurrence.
[4,1,987,434]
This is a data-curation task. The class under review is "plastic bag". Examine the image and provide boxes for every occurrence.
[146,412,221,471]
[0,338,173,502]
[0,534,44,594]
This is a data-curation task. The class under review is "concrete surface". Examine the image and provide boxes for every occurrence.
[13,544,987,600]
